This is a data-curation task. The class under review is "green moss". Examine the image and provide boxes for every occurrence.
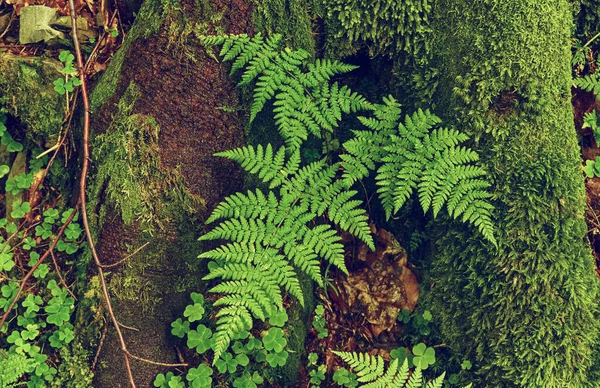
[0,54,64,143]
[89,0,164,111]
[254,0,315,54]
[318,0,431,59]
[90,82,204,233]
[51,342,95,388]
[426,1,600,386]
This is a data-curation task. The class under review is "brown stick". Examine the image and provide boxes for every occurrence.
[67,2,137,386]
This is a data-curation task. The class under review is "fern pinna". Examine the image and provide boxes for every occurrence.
[341,96,496,245]
[200,33,373,152]
[200,144,373,361]
[333,351,451,388]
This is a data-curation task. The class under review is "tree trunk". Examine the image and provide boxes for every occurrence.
[427,0,600,386]
[84,0,253,385]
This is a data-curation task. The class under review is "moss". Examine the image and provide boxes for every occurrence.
[51,342,95,388]
[89,0,164,111]
[0,54,64,144]
[253,0,315,54]
[426,1,600,386]
[318,0,431,59]
[90,82,204,233]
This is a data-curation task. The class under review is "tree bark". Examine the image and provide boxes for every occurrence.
[84,0,253,385]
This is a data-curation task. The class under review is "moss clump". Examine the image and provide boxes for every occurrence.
[89,0,164,111]
[318,0,431,59]
[91,82,204,232]
[0,54,64,143]
[254,0,315,54]
[426,1,600,386]
[50,342,94,388]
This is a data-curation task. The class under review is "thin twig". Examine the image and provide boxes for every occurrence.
[117,320,140,332]
[99,242,149,269]
[51,250,77,300]
[125,351,188,367]
[0,9,15,41]
[67,1,137,386]
[91,319,108,371]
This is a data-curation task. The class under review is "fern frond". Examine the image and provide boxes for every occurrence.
[574,73,600,97]
[212,305,253,361]
[334,351,449,388]
[215,144,286,184]
[206,189,278,224]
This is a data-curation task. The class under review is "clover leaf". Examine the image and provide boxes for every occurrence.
[184,303,205,322]
[11,202,31,219]
[412,343,436,370]
[461,360,473,370]
[187,324,212,354]
[186,364,212,388]
[171,318,191,338]
[0,164,9,178]
[266,350,288,367]
[33,263,49,279]
[390,347,408,361]
[215,352,238,374]
[269,310,288,327]
[398,308,411,324]
[333,368,358,387]
[263,327,286,353]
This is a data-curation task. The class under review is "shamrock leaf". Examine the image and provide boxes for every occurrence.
[11,202,31,219]
[390,347,408,361]
[186,364,212,388]
[171,318,190,338]
[266,350,288,367]
[263,328,286,353]
[184,303,205,322]
[412,343,436,370]
[269,310,288,327]
[397,308,411,324]
[187,324,212,354]
[33,263,49,279]
[215,352,238,374]
[333,368,358,387]
[461,360,473,370]
[0,165,9,178]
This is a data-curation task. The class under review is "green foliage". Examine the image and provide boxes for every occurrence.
[0,196,81,387]
[342,97,496,244]
[0,114,23,153]
[333,368,359,387]
[574,72,600,98]
[200,143,372,360]
[312,304,328,339]
[319,0,432,59]
[429,0,600,386]
[200,33,372,152]
[333,351,447,388]
[584,157,600,178]
[583,109,600,144]
[53,51,82,95]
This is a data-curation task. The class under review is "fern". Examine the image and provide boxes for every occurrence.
[200,145,373,361]
[0,351,33,387]
[333,351,453,388]
[200,33,373,152]
[342,96,496,245]
[574,73,600,98]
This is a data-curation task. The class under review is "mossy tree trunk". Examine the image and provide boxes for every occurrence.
[84,0,254,386]
[427,0,600,386]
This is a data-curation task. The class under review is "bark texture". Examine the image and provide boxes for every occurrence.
[86,0,253,385]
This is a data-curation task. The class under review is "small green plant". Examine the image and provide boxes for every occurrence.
[312,304,328,339]
[53,51,82,95]
[584,157,600,178]
[333,350,449,388]
[583,110,600,144]
[333,368,359,387]
[0,114,23,153]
